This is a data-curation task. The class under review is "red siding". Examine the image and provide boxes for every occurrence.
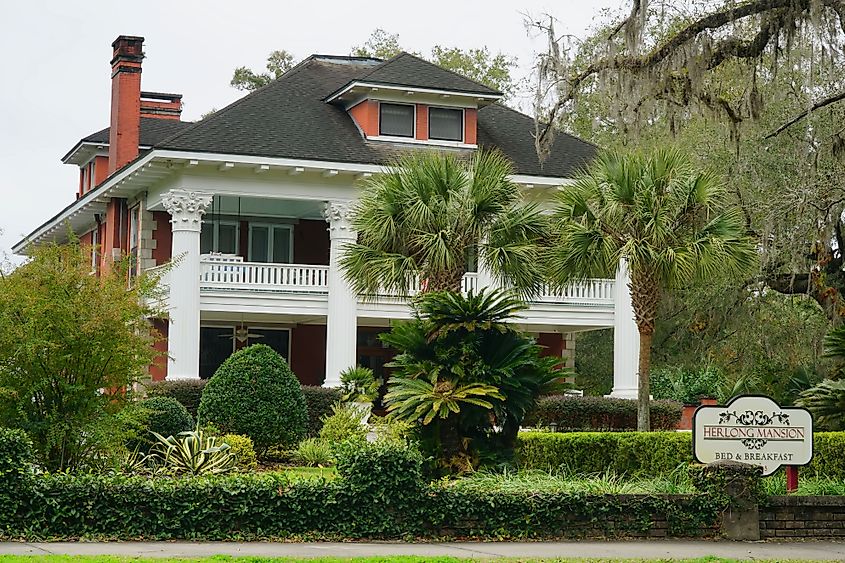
[293,219,329,265]
[416,104,428,141]
[290,324,326,386]
[151,211,172,264]
[465,108,477,145]
[149,318,168,382]
[348,100,379,137]
[538,332,565,370]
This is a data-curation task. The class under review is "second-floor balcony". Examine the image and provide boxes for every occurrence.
[187,255,616,327]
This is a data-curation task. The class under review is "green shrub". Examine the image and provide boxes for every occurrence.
[294,437,333,467]
[198,344,307,451]
[139,397,194,441]
[301,386,343,437]
[651,366,722,405]
[146,379,208,418]
[516,431,693,476]
[0,428,33,532]
[524,395,682,431]
[319,402,368,445]
[806,432,845,479]
[221,434,257,471]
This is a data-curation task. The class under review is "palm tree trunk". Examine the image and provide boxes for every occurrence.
[424,268,466,293]
[637,329,653,431]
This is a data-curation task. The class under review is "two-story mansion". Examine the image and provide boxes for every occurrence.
[14,36,640,396]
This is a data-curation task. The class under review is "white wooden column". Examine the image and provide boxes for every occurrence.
[162,189,212,380]
[323,201,358,388]
[609,258,640,399]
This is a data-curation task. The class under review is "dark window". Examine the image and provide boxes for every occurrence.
[429,107,463,141]
[379,103,414,137]
[248,328,290,360]
[200,327,234,379]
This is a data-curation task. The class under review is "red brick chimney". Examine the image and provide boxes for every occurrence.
[108,35,144,175]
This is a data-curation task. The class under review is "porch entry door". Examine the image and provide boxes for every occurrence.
[248,224,292,263]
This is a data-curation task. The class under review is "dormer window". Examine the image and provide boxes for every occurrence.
[379,103,414,138]
[429,107,464,142]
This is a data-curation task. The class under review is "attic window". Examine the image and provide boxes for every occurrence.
[429,107,464,142]
[379,103,414,138]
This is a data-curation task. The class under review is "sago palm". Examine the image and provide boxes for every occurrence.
[547,149,756,431]
[341,149,547,297]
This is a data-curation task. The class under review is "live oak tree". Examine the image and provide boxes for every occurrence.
[533,0,845,325]
[233,29,518,99]
[547,149,757,430]
[0,241,163,470]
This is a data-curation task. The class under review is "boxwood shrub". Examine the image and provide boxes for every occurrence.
[301,386,343,437]
[518,431,845,480]
[524,395,682,431]
[198,344,307,451]
[139,397,194,439]
[145,379,207,418]
[517,431,694,476]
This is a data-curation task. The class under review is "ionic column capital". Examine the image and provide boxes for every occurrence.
[162,189,212,232]
[323,200,356,240]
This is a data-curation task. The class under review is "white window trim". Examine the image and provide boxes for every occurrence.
[428,105,465,143]
[377,101,416,139]
[247,223,294,264]
[365,136,477,149]
[90,227,99,274]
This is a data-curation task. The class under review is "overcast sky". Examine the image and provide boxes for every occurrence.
[0,0,623,261]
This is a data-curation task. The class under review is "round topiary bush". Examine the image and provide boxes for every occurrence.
[141,396,194,439]
[197,344,307,451]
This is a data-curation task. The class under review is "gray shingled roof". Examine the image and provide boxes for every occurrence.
[153,53,596,178]
[349,52,501,96]
[80,118,194,146]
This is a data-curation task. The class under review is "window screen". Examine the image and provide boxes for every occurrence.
[379,103,414,137]
[429,107,463,141]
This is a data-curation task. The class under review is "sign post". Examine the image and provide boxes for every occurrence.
[693,395,813,479]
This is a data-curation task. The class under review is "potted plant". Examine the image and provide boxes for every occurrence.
[339,366,381,424]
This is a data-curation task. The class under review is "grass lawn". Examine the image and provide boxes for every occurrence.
[0,557,831,563]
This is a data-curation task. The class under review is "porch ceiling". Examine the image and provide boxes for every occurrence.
[209,195,326,221]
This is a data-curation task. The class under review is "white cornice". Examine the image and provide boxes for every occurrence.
[14,149,571,254]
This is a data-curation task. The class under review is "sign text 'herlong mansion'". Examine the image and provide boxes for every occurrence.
[693,395,813,475]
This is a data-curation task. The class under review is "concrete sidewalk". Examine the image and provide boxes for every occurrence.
[1,540,845,560]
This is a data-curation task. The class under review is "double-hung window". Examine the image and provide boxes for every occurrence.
[428,107,464,142]
[249,224,292,263]
[201,221,239,255]
[379,103,414,138]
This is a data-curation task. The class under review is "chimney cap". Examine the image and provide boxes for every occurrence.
[112,35,145,48]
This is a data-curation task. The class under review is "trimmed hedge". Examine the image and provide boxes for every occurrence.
[0,428,33,532]
[145,379,207,418]
[301,386,343,437]
[2,436,721,540]
[517,431,693,476]
[524,395,683,431]
[517,431,845,480]
[198,344,307,451]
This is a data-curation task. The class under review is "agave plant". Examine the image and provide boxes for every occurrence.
[796,379,845,430]
[149,426,235,475]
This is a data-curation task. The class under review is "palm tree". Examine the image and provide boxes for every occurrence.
[341,149,547,297]
[546,149,756,431]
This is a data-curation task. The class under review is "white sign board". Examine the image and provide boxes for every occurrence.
[693,395,813,476]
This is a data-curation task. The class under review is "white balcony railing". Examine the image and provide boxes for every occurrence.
[200,259,329,293]
[195,258,613,306]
